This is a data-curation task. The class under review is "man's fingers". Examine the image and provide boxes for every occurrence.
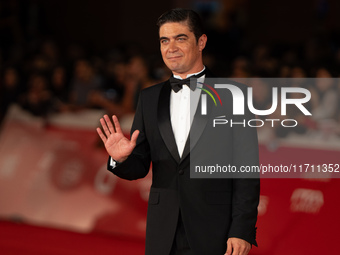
[104,115,116,134]
[231,245,240,255]
[112,115,123,134]
[130,130,140,145]
[96,127,107,143]
[100,117,111,137]
[225,241,233,255]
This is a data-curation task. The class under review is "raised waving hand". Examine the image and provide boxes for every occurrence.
[97,115,139,163]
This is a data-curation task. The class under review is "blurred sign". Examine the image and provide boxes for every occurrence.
[0,105,151,238]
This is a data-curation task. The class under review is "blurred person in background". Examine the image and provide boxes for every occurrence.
[152,61,173,83]
[50,66,71,113]
[310,67,338,121]
[278,65,291,78]
[0,67,21,122]
[230,56,251,78]
[90,55,156,118]
[128,55,155,90]
[26,54,53,81]
[19,73,52,117]
[103,59,127,102]
[40,40,60,70]
[252,45,274,77]
[310,67,338,137]
[69,59,103,110]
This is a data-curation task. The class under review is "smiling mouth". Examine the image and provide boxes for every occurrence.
[168,56,182,60]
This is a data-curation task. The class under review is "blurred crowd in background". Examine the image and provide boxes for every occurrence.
[0,0,340,139]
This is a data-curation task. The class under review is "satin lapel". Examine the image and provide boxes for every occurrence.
[180,69,215,163]
[157,80,181,163]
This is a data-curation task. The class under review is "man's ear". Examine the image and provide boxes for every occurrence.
[198,34,207,51]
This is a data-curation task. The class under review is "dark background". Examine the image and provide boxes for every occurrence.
[39,0,340,50]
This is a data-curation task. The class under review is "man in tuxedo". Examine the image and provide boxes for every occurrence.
[97,8,259,255]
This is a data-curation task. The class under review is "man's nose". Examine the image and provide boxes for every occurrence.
[168,40,178,52]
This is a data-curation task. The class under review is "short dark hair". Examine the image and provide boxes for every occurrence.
[157,8,205,42]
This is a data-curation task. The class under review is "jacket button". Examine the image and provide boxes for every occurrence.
[179,169,184,175]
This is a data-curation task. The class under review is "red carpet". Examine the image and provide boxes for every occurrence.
[0,220,145,255]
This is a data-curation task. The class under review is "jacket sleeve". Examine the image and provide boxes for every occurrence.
[227,84,260,246]
[107,91,151,180]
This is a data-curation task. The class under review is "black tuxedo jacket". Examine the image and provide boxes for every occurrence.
[108,71,260,255]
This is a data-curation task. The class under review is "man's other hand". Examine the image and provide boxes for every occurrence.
[225,237,251,255]
[97,115,139,162]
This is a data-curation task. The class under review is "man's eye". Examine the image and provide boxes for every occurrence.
[161,39,169,44]
[178,37,185,41]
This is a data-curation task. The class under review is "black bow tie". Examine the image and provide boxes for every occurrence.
[169,69,206,93]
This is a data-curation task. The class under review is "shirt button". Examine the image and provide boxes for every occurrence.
[179,169,184,175]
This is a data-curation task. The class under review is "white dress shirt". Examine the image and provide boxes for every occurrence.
[170,68,205,157]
